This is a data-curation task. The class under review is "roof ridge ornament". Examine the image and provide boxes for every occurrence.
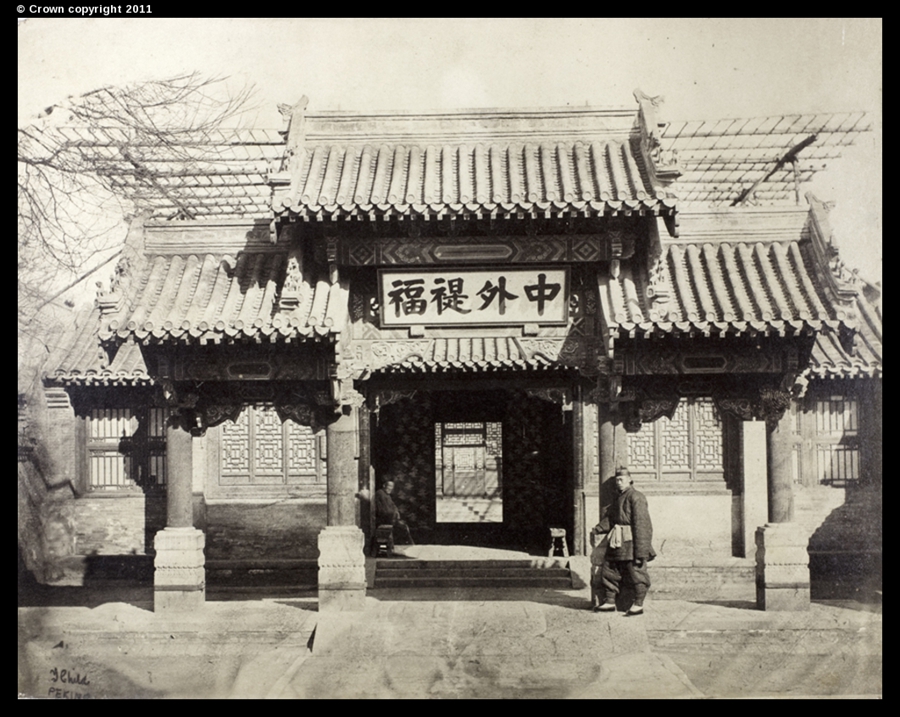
[633,89,682,190]
[804,192,861,305]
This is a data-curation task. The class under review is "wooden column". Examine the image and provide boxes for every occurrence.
[597,403,627,513]
[756,404,809,611]
[571,386,585,556]
[357,404,374,541]
[319,405,366,611]
[766,409,794,523]
[154,415,205,612]
[326,406,359,526]
[598,402,617,489]
[165,420,194,528]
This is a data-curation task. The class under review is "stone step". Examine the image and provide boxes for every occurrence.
[374,558,567,570]
[376,567,570,579]
[374,576,572,589]
[643,565,757,602]
[373,557,572,589]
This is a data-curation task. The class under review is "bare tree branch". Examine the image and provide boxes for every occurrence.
[18,72,264,381]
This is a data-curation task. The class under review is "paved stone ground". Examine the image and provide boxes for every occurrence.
[19,584,880,699]
[19,547,881,699]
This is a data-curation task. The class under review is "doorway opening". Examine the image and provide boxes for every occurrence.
[435,421,503,523]
[372,388,571,554]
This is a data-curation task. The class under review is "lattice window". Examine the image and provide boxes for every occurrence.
[660,402,691,471]
[627,427,657,472]
[813,396,860,485]
[86,407,168,490]
[220,404,323,487]
[816,396,858,436]
[694,398,724,472]
[626,398,723,482]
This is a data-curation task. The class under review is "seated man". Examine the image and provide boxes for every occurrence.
[374,480,414,545]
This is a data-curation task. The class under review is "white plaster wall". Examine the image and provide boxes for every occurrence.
[648,494,734,561]
[583,491,735,562]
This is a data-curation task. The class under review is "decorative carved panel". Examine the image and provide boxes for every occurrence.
[176,352,329,382]
[337,234,620,266]
[374,390,418,412]
[287,424,318,475]
[627,426,657,472]
[626,347,786,376]
[638,398,679,424]
[524,388,572,407]
[275,403,318,428]
[370,340,433,369]
[715,397,755,421]
[221,408,251,479]
[624,397,724,482]
[757,387,792,425]
[202,403,243,429]
[220,404,323,487]
[694,398,724,471]
[518,338,563,362]
[253,406,285,478]
[660,402,691,472]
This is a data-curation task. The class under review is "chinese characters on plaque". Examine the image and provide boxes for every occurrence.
[379,268,569,326]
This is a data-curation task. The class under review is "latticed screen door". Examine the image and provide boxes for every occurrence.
[626,398,724,482]
[220,404,324,486]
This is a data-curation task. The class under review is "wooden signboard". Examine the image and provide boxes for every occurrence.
[379,267,569,326]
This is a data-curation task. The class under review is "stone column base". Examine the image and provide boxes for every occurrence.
[153,527,206,612]
[755,523,810,611]
[318,526,366,612]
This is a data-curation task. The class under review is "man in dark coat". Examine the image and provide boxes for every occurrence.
[593,468,655,615]
[374,480,414,545]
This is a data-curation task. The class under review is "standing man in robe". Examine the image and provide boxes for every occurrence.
[593,467,655,615]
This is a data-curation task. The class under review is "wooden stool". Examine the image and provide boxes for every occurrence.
[548,527,569,557]
[373,524,395,557]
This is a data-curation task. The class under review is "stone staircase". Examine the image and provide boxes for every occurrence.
[374,557,572,589]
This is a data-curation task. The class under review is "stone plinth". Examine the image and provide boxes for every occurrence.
[755,523,810,611]
[153,527,206,612]
[318,526,366,611]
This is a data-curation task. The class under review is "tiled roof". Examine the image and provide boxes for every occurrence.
[662,112,873,206]
[47,308,152,386]
[598,240,857,338]
[102,252,347,344]
[371,337,558,374]
[53,127,285,220]
[807,293,882,379]
[276,140,670,221]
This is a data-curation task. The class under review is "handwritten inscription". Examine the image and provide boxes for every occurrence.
[50,667,90,685]
[48,667,91,698]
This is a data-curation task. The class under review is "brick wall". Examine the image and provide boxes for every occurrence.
[204,501,326,560]
[71,493,166,556]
